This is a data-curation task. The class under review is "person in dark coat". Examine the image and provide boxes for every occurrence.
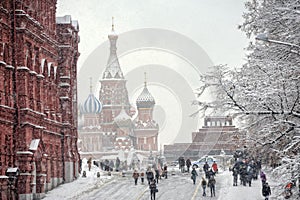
[207,169,215,179]
[115,157,120,171]
[178,157,185,173]
[186,158,192,173]
[201,177,207,196]
[163,164,168,179]
[208,175,216,197]
[232,167,238,186]
[191,167,198,184]
[262,182,271,200]
[149,179,157,200]
[203,162,210,178]
[203,162,209,171]
[155,168,159,183]
[247,165,254,187]
[146,167,154,184]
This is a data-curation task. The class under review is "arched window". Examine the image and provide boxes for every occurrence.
[3,43,9,64]
[25,42,32,70]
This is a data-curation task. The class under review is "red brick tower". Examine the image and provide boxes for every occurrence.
[98,21,132,142]
[0,1,80,199]
[134,73,159,151]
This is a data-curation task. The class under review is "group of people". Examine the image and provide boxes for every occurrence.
[178,157,218,197]
[184,159,218,197]
[231,158,272,199]
[178,156,192,173]
[231,159,261,187]
[201,161,217,197]
[132,164,168,200]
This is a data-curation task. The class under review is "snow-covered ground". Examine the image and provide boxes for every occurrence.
[43,162,284,200]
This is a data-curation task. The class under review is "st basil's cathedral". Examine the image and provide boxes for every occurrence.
[78,23,159,160]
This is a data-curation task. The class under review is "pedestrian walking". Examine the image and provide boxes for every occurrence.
[260,171,267,185]
[132,170,139,185]
[158,164,163,179]
[186,158,192,173]
[191,167,198,185]
[212,161,218,174]
[163,164,168,179]
[208,175,216,197]
[115,157,120,172]
[203,162,210,178]
[109,160,114,171]
[155,168,160,183]
[149,179,157,200]
[140,170,145,184]
[146,167,154,184]
[179,157,185,173]
[247,165,254,187]
[262,182,271,200]
[201,177,207,196]
[232,167,238,186]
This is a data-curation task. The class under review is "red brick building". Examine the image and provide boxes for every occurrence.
[0,1,80,199]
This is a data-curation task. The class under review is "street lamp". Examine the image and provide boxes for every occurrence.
[256,33,300,54]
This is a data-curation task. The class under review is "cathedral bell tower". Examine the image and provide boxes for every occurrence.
[134,73,159,151]
[98,18,131,133]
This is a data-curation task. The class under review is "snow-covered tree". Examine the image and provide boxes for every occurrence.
[193,0,300,196]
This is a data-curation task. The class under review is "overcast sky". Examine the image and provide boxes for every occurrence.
[57,0,248,70]
[56,0,249,145]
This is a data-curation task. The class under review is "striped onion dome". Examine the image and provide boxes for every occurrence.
[82,93,102,114]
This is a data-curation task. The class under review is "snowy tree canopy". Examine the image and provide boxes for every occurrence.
[193,0,300,195]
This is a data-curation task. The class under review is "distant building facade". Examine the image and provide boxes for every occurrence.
[78,25,159,159]
[0,1,80,199]
[164,116,241,161]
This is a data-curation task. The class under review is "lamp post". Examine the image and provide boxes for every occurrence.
[255,33,300,54]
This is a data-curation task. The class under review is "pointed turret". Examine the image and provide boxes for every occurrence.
[82,77,102,114]
[134,72,159,151]
[102,17,124,79]
[136,72,155,109]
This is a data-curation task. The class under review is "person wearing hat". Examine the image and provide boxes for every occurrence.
[262,182,271,200]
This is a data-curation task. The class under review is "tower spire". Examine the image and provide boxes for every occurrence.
[144,72,147,87]
[89,77,93,93]
[102,17,124,80]
[112,16,114,31]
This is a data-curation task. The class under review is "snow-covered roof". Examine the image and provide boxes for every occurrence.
[56,15,79,30]
[114,108,131,122]
[56,15,72,24]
